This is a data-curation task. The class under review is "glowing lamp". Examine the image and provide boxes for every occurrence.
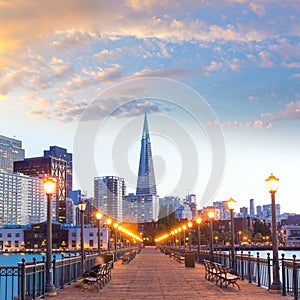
[265,173,279,194]
[43,177,56,195]
[227,197,236,211]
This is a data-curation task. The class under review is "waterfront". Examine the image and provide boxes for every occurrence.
[236,249,300,259]
[0,252,69,266]
[1,248,300,267]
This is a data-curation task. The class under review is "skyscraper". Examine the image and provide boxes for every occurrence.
[94,176,125,222]
[44,146,73,197]
[0,135,25,173]
[136,114,157,196]
[0,171,46,226]
[249,198,255,217]
[124,114,159,223]
[14,156,67,223]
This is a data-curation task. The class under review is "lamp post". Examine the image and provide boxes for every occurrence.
[188,221,193,250]
[266,173,281,290]
[227,197,236,270]
[78,201,86,272]
[113,222,118,261]
[43,177,57,296]
[178,227,182,248]
[95,212,103,255]
[119,226,123,248]
[196,217,202,253]
[207,210,215,261]
[106,218,112,250]
[182,225,187,250]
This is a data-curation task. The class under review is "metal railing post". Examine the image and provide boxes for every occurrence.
[267,253,271,290]
[53,254,57,289]
[21,258,26,300]
[61,254,65,288]
[281,254,286,296]
[42,256,45,297]
[256,252,261,287]
[68,254,72,285]
[32,257,36,300]
[293,255,298,300]
[248,251,252,283]
[241,251,244,280]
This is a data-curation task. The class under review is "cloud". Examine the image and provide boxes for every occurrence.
[289,73,300,79]
[64,64,124,91]
[208,119,272,128]
[132,67,194,79]
[283,61,300,68]
[28,98,89,123]
[261,100,300,120]
[248,2,265,16]
[94,48,123,62]
[258,51,274,68]
[0,0,281,56]
[112,99,172,118]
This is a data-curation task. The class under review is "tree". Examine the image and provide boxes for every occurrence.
[253,219,271,237]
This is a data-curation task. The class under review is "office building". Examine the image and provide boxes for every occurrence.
[44,146,72,197]
[14,156,67,223]
[0,135,25,173]
[94,176,125,222]
[134,114,159,222]
[256,203,281,222]
[249,198,255,217]
[136,114,157,196]
[0,171,47,226]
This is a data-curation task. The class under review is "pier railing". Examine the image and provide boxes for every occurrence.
[0,251,98,300]
[199,249,300,299]
[161,246,300,299]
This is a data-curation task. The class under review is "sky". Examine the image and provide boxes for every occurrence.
[1,0,300,214]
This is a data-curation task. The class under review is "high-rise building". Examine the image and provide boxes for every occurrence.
[249,198,255,217]
[213,201,231,220]
[14,156,67,223]
[0,135,25,173]
[136,114,157,196]
[44,146,72,197]
[256,203,280,222]
[94,176,125,222]
[130,114,159,223]
[0,171,47,226]
[239,207,248,218]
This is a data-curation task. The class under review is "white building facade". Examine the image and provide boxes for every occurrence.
[0,171,47,226]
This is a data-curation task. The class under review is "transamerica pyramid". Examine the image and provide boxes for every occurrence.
[136,114,157,196]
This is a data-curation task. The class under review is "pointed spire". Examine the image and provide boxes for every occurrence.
[136,114,157,195]
[142,113,150,142]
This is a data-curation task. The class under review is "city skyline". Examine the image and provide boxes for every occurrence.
[1,1,299,213]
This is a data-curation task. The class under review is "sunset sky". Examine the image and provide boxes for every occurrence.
[1,1,300,213]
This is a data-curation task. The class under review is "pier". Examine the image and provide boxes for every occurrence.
[53,246,292,300]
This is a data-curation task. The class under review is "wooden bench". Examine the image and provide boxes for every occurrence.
[214,263,240,289]
[83,264,106,291]
[203,260,240,290]
[122,251,136,264]
[203,259,218,281]
[172,252,185,263]
[83,261,113,291]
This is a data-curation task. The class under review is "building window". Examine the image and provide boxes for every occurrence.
[15,233,20,237]
[72,232,76,237]
[15,241,19,247]
[89,240,94,247]
[7,233,12,238]
[89,232,93,237]
[71,240,76,247]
